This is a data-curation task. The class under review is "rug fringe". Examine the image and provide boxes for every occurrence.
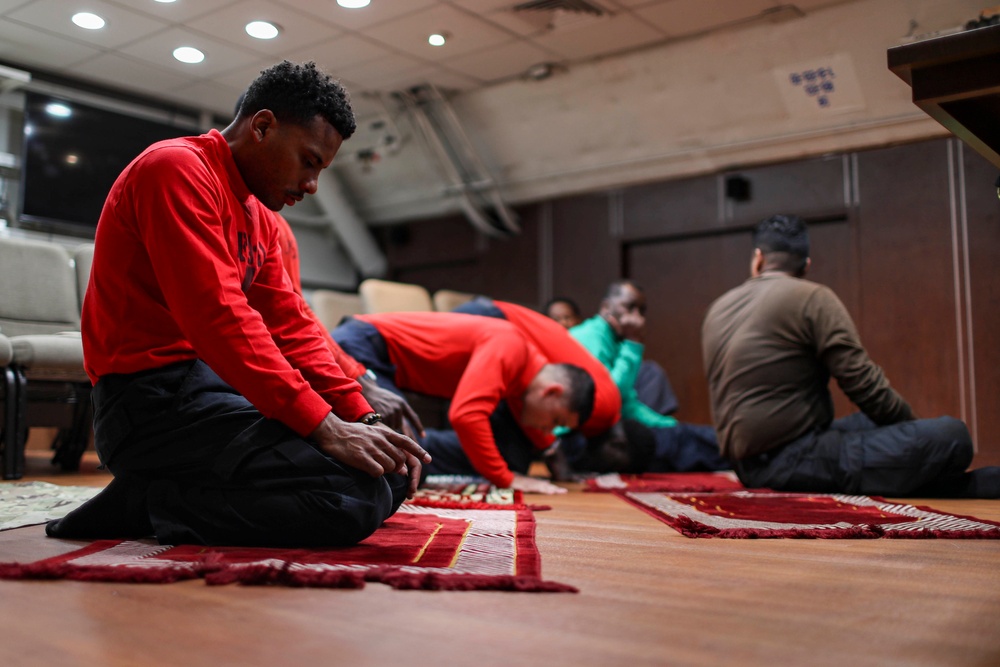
[202,563,577,592]
[0,561,199,583]
[405,498,533,511]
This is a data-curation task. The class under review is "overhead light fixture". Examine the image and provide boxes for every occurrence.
[526,63,553,80]
[245,21,280,40]
[428,32,448,47]
[45,102,72,118]
[154,0,177,3]
[71,12,105,30]
[173,46,205,64]
[337,0,371,8]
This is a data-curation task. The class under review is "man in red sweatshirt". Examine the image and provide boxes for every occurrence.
[332,312,596,494]
[47,61,429,547]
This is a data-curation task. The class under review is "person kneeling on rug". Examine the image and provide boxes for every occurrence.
[332,312,595,495]
[47,61,430,547]
[701,214,1000,498]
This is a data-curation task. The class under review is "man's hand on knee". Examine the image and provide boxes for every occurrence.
[311,412,431,491]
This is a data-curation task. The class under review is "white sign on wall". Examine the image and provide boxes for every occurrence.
[773,52,867,118]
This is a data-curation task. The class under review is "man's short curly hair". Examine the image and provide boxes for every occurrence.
[753,214,809,276]
[238,60,356,140]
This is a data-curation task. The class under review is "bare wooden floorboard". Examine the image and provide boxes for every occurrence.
[2,452,999,667]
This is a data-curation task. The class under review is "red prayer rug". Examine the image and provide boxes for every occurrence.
[0,504,575,591]
[618,490,1000,539]
[584,471,745,493]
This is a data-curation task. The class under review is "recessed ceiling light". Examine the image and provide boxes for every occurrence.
[428,33,447,47]
[337,0,371,7]
[154,1,177,3]
[246,21,280,40]
[173,46,205,64]
[71,12,105,30]
[45,102,72,118]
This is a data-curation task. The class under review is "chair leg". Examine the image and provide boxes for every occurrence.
[3,366,27,480]
[51,386,93,472]
[1,366,18,479]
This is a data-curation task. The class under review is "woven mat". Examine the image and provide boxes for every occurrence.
[411,474,521,508]
[0,482,102,531]
[0,502,574,591]
[584,472,744,493]
[619,489,1000,539]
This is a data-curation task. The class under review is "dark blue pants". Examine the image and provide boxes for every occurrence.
[734,413,976,497]
[421,402,535,479]
[635,360,679,416]
[86,359,407,546]
[647,422,728,472]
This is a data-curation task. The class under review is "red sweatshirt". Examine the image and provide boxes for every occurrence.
[269,210,366,380]
[495,301,621,437]
[83,130,371,436]
[356,312,547,487]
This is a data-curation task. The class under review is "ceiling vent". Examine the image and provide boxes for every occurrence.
[512,0,610,31]
[513,0,607,16]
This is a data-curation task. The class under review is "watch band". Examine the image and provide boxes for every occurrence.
[359,412,383,426]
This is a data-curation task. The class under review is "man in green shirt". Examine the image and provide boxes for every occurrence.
[569,281,726,473]
[570,281,677,429]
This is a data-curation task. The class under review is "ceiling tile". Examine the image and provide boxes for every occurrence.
[7,0,170,49]
[211,59,289,94]
[532,12,666,59]
[0,0,36,12]
[117,26,260,77]
[105,0,243,23]
[363,4,515,61]
[290,0,439,31]
[65,52,193,98]
[633,0,776,38]
[336,53,428,93]
[279,33,394,73]
[166,77,247,116]
[0,18,103,69]
[444,39,555,83]
[184,0,344,57]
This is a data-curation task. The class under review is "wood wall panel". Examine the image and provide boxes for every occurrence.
[962,145,1000,465]
[385,206,542,307]
[628,233,750,425]
[726,156,848,225]
[855,141,962,421]
[622,175,719,241]
[550,194,620,314]
[378,214,479,269]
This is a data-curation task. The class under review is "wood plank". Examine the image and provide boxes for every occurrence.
[2,452,998,667]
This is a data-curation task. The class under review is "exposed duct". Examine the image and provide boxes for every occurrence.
[513,0,607,17]
[0,64,30,93]
[396,84,519,238]
[312,171,388,279]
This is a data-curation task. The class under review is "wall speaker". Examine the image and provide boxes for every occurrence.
[725,175,752,202]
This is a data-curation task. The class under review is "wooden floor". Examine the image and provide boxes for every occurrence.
[2,451,999,667]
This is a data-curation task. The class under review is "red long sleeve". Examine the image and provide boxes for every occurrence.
[495,301,621,437]
[83,130,370,436]
[358,312,546,487]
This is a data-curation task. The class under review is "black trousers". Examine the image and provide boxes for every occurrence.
[91,359,408,547]
[734,413,975,497]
